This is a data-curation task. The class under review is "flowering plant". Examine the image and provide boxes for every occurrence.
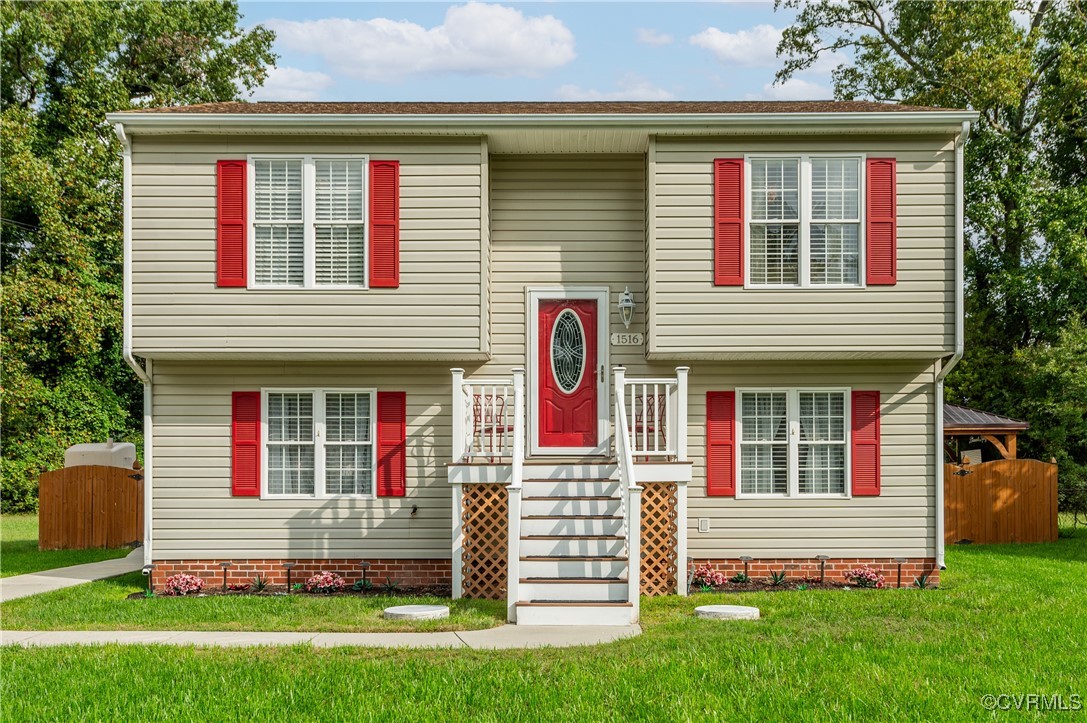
[303,571,346,594]
[162,573,205,596]
[845,565,886,589]
[692,565,728,590]
[227,583,249,592]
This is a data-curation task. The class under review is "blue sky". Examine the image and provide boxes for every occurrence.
[238,1,844,103]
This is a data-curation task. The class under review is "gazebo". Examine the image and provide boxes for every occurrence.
[944,404,1030,462]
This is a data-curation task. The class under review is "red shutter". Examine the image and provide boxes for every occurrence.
[866,157,897,285]
[217,160,247,287]
[713,158,744,286]
[231,391,260,496]
[851,390,881,496]
[376,391,406,497]
[369,160,400,288]
[706,391,737,496]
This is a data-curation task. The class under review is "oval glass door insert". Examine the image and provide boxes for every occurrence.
[550,309,586,394]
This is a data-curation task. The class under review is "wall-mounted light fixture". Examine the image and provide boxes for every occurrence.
[618,287,635,329]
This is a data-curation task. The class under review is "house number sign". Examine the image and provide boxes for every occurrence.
[610,332,643,346]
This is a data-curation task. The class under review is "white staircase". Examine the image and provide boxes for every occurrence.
[515,462,634,626]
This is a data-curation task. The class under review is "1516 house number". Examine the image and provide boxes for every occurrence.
[610,332,643,346]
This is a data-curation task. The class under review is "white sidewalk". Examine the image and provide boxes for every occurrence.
[0,547,143,603]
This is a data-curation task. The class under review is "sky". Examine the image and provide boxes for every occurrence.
[238,1,844,103]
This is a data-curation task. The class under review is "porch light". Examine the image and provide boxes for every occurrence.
[618,287,636,329]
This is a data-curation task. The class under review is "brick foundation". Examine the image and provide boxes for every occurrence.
[690,557,940,587]
[151,559,451,588]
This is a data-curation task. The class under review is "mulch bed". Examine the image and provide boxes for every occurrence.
[127,584,454,600]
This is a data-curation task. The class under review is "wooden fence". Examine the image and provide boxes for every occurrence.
[38,465,143,550]
[944,459,1058,544]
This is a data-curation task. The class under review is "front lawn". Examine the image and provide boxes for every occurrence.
[3,537,1085,720]
[0,514,131,578]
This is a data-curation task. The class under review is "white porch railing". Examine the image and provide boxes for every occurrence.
[613,367,642,622]
[617,367,689,460]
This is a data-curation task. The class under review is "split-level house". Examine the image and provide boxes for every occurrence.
[108,101,976,626]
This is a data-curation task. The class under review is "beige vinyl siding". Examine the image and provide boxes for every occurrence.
[687,360,937,558]
[650,135,956,359]
[130,135,485,358]
[151,361,455,559]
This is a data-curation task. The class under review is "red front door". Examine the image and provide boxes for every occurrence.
[538,299,597,449]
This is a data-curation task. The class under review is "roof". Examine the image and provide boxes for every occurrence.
[944,404,1029,433]
[121,100,961,115]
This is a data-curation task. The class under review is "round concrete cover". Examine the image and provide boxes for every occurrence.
[695,604,760,620]
[383,604,450,620]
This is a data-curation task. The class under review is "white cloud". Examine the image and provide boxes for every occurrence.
[636,28,673,47]
[748,77,832,101]
[266,3,575,81]
[690,24,846,74]
[248,66,334,102]
[556,74,674,101]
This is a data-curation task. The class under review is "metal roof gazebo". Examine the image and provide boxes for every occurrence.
[943,404,1029,461]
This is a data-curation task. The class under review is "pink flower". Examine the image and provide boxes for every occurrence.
[162,573,205,596]
[303,571,346,594]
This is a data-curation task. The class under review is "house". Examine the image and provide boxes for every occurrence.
[107,100,977,625]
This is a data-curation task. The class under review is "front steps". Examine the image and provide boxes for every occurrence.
[514,463,634,626]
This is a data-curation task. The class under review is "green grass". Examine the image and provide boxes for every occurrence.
[0,571,505,633]
[0,514,131,578]
[3,538,1086,720]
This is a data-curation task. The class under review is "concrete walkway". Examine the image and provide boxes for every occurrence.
[1,624,641,649]
[0,547,144,603]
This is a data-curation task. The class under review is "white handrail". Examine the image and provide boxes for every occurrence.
[506,368,525,623]
[613,366,641,622]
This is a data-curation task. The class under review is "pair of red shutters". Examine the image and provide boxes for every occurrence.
[215,159,400,288]
[713,157,897,286]
[230,391,406,498]
[706,390,881,496]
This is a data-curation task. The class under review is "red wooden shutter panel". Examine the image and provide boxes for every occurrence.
[706,391,737,496]
[866,157,897,285]
[851,390,881,496]
[231,391,260,496]
[713,159,744,286]
[376,391,406,497]
[369,160,400,288]
[217,160,247,287]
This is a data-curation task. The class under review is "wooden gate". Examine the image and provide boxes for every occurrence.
[944,459,1058,544]
[38,465,144,550]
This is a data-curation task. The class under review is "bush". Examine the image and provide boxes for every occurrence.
[692,565,728,590]
[845,565,886,589]
[303,571,346,594]
[161,573,205,596]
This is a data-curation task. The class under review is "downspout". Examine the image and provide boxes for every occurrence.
[933,120,971,570]
[114,123,153,567]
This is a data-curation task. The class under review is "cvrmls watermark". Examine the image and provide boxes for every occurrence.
[981,694,1082,711]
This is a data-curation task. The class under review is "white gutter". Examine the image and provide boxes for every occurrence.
[933,119,971,570]
[114,122,153,567]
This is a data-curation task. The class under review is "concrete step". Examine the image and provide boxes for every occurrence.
[520,496,622,517]
[519,556,628,578]
[518,577,628,602]
[521,479,621,497]
[521,515,623,537]
[515,601,634,626]
[519,535,625,557]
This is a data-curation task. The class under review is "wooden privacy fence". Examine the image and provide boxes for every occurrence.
[944,459,1058,545]
[38,465,143,550]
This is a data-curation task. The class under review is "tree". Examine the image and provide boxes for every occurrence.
[775,0,1087,505]
[1,1,275,512]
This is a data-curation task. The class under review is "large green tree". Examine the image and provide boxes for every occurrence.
[775,0,1087,509]
[1,1,275,512]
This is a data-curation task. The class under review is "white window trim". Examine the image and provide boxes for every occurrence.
[734,387,852,500]
[743,153,866,290]
[260,387,377,500]
[247,154,370,291]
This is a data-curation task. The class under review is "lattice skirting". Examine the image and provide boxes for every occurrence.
[460,483,509,599]
[640,481,679,596]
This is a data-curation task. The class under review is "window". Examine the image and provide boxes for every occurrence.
[250,155,367,289]
[747,155,863,288]
[737,389,849,497]
[263,389,375,497]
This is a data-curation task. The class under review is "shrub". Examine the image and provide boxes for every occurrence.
[845,565,886,589]
[303,571,346,594]
[352,577,373,593]
[162,573,205,596]
[729,572,750,584]
[692,565,728,590]
[768,570,788,586]
[250,575,269,593]
[227,583,249,592]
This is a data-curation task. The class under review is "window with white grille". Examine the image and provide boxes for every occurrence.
[747,155,864,288]
[250,155,367,289]
[738,388,850,497]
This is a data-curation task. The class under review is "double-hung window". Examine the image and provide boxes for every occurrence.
[263,389,375,498]
[737,388,850,497]
[747,155,864,288]
[250,155,368,289]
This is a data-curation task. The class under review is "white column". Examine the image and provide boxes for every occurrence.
[451,368,465,463]
[675,366,689,462]
[627,485,643,623]
[676,481,688,597]
[506,485,522,623]
[451,484,463,599]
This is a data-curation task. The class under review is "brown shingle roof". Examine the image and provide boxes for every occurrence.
[944,404,1029,432]
[121,100,961,115]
